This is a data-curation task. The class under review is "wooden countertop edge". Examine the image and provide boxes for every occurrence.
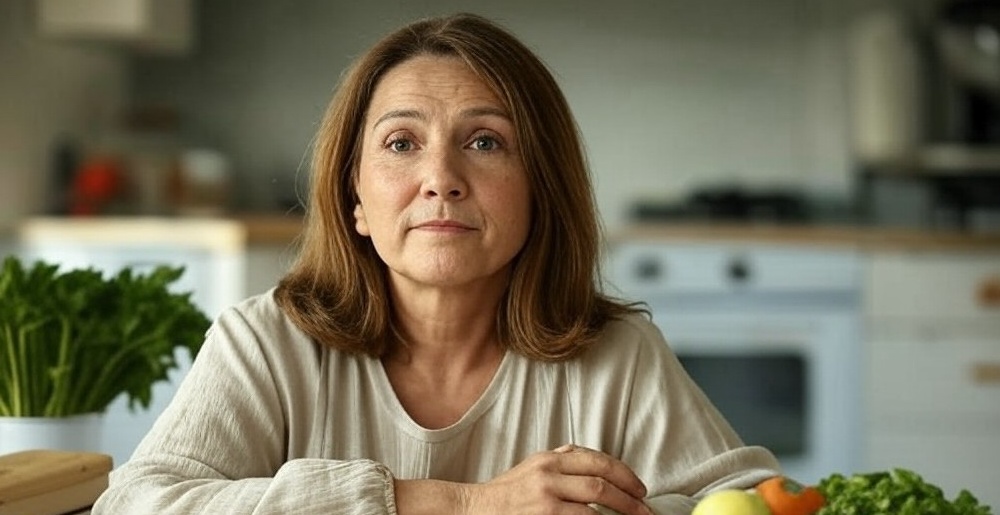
[235,214,304,246]
[240,217,1000,250]
[6,217,1000,251]
[612,224,1000,251]
[241,216,1000,251]
[6,215,306,247]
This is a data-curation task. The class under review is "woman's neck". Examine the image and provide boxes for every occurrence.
[381,277,508,429]
[387,288,503,369]
[384,269,509,370]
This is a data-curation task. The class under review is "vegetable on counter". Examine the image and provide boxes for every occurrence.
[692,489,771,515]
[756,476,825,515]
[0,256,210,417]
[816,468,992,515]
[693,469,992,515]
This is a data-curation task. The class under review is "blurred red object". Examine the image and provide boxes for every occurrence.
[71,157,125,215]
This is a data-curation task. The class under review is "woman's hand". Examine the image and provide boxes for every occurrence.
[463,444,654,515]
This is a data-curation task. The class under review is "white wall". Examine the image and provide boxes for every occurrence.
[130,0,904,231]
[0,0,918,232]
[502,0,854,228]
[0,0,129,228]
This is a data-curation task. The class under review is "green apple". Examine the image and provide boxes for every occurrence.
[692,489,771,515]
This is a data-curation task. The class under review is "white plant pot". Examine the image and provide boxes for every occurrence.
[0,413,104,455]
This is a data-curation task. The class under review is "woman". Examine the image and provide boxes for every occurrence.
[93,12,780,515]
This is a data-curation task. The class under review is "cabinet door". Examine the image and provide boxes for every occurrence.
[865,431,1000,509]
[867,331,1000,418]
[23,245,211,313]
[865,251,1000,320]
[246,244,295,297]
[865,334,1000,509]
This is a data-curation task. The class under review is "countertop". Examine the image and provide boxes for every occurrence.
[613,222,1000,252]
[237,215,1000,251]
[5,214,305,248]
[233,213,305,246]
[6,215,1000,251]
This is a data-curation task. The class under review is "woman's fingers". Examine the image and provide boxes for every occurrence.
[553,474,653,515]
[468,445,652,515]
[551,445,648,500]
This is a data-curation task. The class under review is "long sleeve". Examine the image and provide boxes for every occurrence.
[91,299,399,515]
[573,316,782,514]
[92,296,780,514]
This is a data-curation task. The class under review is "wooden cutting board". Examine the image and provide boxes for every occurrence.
[0,450,113,515]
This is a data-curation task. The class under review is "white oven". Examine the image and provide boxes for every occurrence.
[606,240,864,485]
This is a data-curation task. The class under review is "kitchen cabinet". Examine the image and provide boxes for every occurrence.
[239,213,303,296]
[36,0,194,54]
[245,243,296,298]
[863,250,1000,508]
[18,217,245,317]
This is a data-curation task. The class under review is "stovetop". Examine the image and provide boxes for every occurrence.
[630,187,818,224]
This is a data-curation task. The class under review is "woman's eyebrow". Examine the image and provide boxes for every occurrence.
[372,106,511,130]
[373,109,424,129]
[460,106,511,120]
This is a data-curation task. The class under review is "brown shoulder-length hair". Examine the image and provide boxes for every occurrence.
[274,12,642,361]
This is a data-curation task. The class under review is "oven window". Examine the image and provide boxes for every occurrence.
[678,354,806,457]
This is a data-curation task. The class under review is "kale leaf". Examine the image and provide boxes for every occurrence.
[817,469,992,515]
[0,256,210,417]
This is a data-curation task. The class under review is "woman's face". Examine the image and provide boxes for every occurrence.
[354,54,532,293]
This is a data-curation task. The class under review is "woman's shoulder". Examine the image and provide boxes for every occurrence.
[572,312,673,373]
[226,288,287,323]
[217,288,368,366]
[600,311,668,353]
[209,288,316,357]
[208,289,286,336]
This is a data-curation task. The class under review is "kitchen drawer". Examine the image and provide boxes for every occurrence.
[865,251,1000,319]
[18,217,246,318]
[867,336,1000,419]
[865,431,1000,509]
[606,242,860,297]
[21,245,216,315]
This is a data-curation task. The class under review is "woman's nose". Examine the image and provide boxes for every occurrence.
[421,148,467,200]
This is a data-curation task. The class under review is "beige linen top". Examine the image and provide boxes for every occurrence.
[92,290,781,514]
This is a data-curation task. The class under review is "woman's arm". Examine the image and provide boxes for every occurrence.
[394,445,653,515]
[101,455,396,513]
[578,317,782,514]
[92,299,398,514]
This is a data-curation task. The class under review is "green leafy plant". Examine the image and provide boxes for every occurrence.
[0,255,210,417]
[817,468,992,515]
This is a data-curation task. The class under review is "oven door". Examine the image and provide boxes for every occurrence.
[655,310,862,484]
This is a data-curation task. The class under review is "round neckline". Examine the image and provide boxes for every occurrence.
[371,349,515,443]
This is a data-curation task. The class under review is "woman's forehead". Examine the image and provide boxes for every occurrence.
[365,55,510,120]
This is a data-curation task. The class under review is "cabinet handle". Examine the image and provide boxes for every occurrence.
[971,362,1000,385]
[977,276,1000,309]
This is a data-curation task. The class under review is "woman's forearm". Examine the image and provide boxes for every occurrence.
[393,478,470,515]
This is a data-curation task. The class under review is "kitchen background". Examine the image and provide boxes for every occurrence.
[1,0,928,231]
[1,0,999,507]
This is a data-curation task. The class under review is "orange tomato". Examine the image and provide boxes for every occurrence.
[755,476,825,515]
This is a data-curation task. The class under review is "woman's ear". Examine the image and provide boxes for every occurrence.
[353,202,370,236]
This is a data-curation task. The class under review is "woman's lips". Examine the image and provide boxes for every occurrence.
[413,220,475,232]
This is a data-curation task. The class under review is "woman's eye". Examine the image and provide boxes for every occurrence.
[388,138,413,152]
[470,135,500,151]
